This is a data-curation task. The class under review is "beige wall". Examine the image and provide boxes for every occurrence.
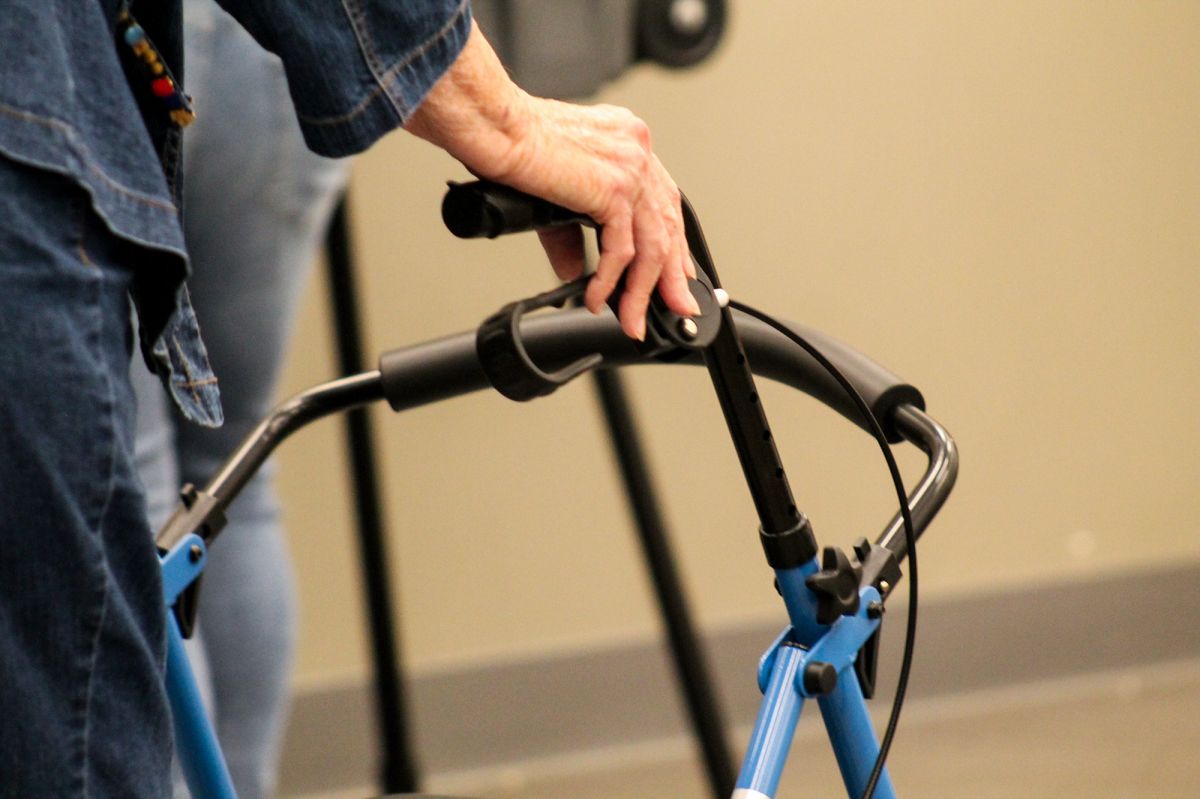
[273,2,1200,688]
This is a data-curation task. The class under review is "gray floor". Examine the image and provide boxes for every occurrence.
[299,658,1200,799]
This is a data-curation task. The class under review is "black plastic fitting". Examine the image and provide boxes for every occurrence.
[758,515,818,570]
[803,661,839,696]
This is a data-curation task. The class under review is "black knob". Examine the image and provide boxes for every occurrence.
[803,661,838,696]
[805,546,862,625]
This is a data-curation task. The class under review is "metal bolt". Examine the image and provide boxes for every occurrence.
[188,544,203,563]
[879,580,891,594]
[678,317,700,340]
[670,0,709,35]
[867,601,885,619]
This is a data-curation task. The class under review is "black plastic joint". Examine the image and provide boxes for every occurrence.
[758,515,818,570]
[855,630,882,700]
[803,661,838,696]
[859,542,903,598]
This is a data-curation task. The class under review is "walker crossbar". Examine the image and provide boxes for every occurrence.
[156,307,953,567]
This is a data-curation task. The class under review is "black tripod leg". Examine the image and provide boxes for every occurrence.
[324,196,420,793]
[590,369,737,799]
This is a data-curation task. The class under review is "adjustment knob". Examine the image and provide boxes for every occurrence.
[805,546,862,625]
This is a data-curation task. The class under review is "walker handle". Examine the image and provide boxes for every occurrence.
[441,181,593,239]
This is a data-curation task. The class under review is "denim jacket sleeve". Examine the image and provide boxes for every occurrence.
[1,0,470,429]
[214,0,473,157]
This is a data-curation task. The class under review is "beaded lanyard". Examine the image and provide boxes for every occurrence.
[116,9,196,128]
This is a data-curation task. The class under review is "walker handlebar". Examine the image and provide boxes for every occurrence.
[441,180,592,240]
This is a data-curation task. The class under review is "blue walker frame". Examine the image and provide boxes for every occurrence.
[154,184,957,799]
[158,542,892,799]
[156,352,955,799]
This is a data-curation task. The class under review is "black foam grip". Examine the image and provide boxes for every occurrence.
[378,309,923,442]
[733,318,925,442]
[441,181,592,239]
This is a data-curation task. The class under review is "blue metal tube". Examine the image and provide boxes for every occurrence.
[818,667,895,799]
[773,559,824,645]
[735,643,807,797]
[165,614,238,798]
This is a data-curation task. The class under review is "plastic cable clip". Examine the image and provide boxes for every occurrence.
[476,278,600,401]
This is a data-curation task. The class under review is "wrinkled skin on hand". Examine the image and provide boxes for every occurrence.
[405,21,699,341]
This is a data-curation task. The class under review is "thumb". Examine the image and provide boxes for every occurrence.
[537,225,586,281]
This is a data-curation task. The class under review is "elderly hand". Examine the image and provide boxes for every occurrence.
[405,20,699,341]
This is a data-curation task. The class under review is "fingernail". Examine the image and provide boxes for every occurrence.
[686,295,702,316]
[634,317,646,341]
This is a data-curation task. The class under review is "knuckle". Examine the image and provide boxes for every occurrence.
[647,233,670,261]
[616,142,647,172]
[668,182,682,207]
[612,244,636,264]
[629,117,652,150]
[612,105,638,124]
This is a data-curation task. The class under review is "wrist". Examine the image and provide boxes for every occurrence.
[404,20,535,181]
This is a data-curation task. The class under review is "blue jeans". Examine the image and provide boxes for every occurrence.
[0,156,172,797]
[131,2,351,797]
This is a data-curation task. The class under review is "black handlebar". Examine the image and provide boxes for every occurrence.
[734,317,924,442]
[378,308,924,443]
[441,181,592,239]
[436,179,926,440]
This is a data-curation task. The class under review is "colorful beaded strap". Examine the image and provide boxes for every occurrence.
[116,9,196,128]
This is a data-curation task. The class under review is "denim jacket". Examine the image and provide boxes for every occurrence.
[0,0,471,425]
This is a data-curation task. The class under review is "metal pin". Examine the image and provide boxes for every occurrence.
[679,317,700,340]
